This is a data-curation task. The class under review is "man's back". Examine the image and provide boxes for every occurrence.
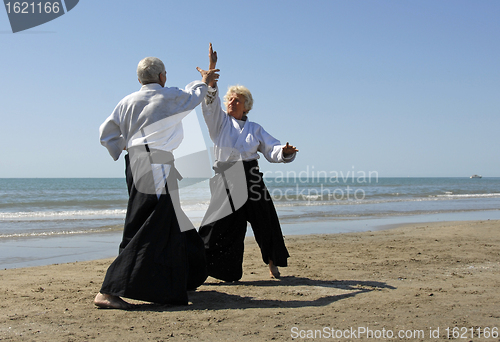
[100,81,207,161]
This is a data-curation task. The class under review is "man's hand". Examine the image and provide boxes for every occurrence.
[283,142,299,157]
[197,67,220,87]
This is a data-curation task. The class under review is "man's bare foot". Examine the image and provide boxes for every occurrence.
[269,260,281,279]
[94,292,132,310]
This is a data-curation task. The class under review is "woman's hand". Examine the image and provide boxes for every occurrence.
[282,142,299,157]
[205,43,218,87]
[209,42,218,70]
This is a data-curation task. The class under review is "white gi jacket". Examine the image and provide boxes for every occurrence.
[100,81,207,160]
[99,81,208,196]
[201,86,296,164]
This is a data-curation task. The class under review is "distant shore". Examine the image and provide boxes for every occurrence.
[1,219,499,341]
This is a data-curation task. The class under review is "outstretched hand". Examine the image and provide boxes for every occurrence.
[283,142,299,157]
[197,67,220,87]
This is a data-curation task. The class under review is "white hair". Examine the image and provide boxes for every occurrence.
[223,85,254,113]
[137,57,165,84]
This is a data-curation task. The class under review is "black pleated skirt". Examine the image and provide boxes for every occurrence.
[199,160,289,282]
[99,154,207,305]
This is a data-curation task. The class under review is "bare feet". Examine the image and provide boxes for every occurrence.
[269,260,281,279]
[94,292,132,310]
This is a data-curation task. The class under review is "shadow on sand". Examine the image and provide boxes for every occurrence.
[129,276,396,312]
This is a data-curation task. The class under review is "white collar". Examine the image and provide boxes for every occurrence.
[141,83,163,90]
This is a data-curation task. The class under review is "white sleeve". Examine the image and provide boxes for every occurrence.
[256,125,296,163]
[201,85,227,142]
[180,81,208,113]
[282,152,296,163]
[99,109,126,161]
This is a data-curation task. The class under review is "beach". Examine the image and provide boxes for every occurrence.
[1,219,499,341]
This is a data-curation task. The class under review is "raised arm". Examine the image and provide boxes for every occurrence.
[196,43,220,87]
[207,42,218,87]
[209,43,217,70]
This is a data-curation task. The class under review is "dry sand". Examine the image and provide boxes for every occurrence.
[1,220,499,341]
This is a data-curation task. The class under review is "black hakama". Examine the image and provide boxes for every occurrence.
[198,160,289,282]
[99,154,207,305]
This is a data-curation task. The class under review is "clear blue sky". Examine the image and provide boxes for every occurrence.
[1,1,498,178]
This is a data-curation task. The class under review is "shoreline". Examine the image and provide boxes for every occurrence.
[1,219,499,341]
[2,209,500,270]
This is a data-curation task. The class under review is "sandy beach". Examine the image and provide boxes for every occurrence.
[1,219,499,341]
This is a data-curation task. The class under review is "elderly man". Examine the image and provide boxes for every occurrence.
[95,57,219,309]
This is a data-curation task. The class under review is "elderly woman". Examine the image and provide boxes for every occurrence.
[196,44,298,282]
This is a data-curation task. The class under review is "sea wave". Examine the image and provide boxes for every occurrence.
[0,225,123,239]
[180,201,211,212]
[3,192,498,219]
[434,193,500,199]
[278,207,500,222]
[271,192,500,207]
[0,209,126,220]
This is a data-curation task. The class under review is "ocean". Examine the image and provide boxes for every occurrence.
[1,177,500,269]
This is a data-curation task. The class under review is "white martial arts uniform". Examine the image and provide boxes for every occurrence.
[202,86,296,164]
[100,81,208,197]
[97,80,209,304]
[198,85,296,282]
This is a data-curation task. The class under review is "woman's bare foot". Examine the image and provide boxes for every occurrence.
[269,260,281,279]
[94,292,132,310]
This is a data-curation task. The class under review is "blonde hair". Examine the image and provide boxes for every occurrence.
[223,85,253,114]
